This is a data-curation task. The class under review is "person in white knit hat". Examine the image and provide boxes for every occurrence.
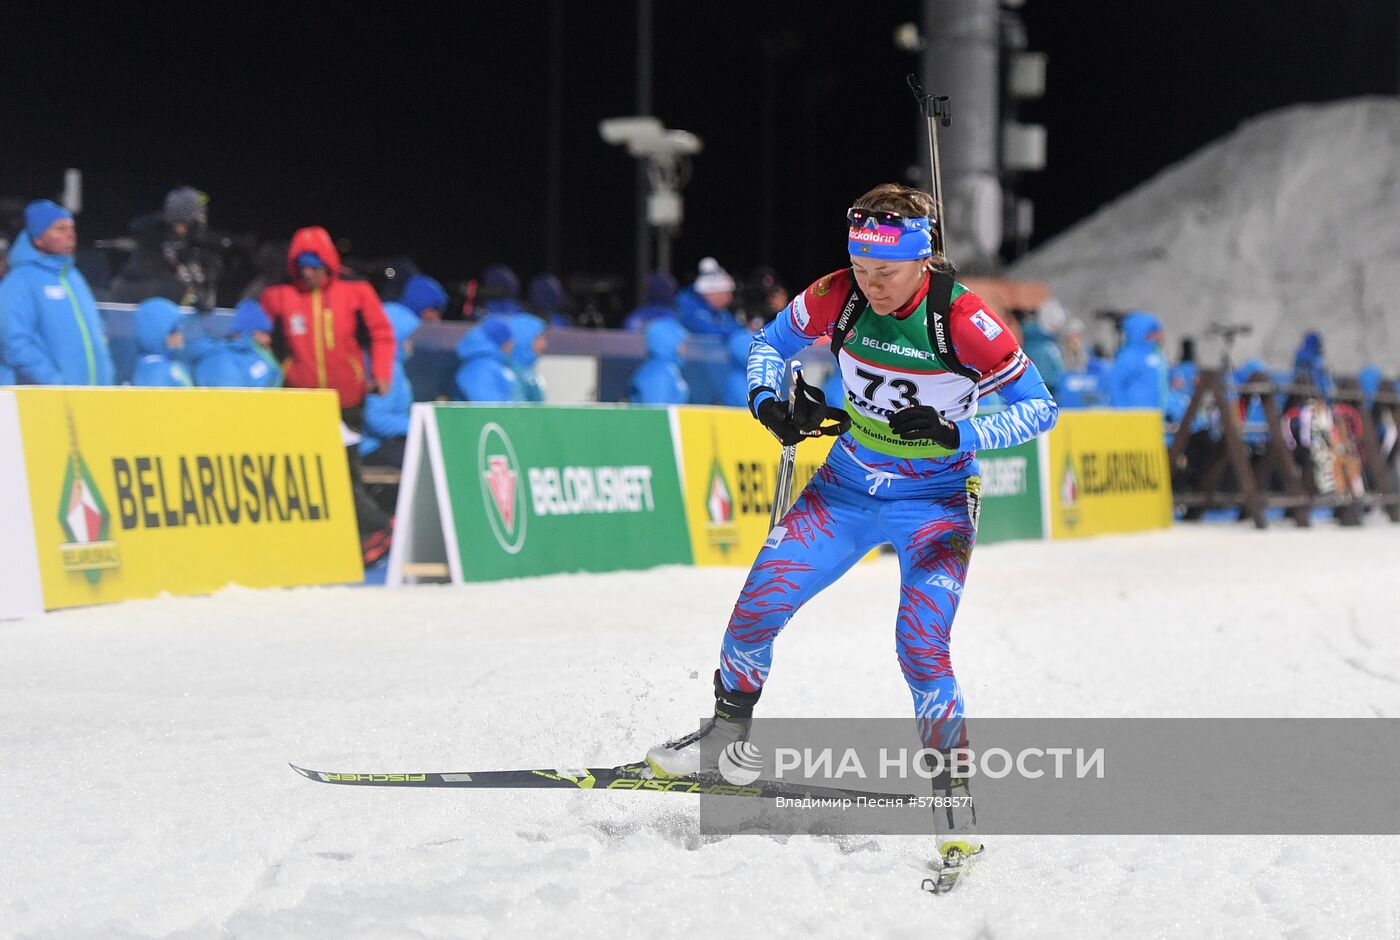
[675,256,741,336]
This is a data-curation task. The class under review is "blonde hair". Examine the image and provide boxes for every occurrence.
[851,183,952,273]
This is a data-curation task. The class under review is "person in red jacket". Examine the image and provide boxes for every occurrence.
[260,226,395,406]
[261,226,397,563]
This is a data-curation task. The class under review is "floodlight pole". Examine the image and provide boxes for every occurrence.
[634,0,654,307]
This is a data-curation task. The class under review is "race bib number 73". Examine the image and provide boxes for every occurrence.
[838,354,978,422]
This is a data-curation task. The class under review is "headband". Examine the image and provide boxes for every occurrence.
[847,214,933,260]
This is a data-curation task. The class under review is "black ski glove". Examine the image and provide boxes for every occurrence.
[753,372,844,446]
[888,405,960,449]
[756,397,821,446]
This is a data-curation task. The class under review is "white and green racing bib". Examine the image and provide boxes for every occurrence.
[838,292,978,458]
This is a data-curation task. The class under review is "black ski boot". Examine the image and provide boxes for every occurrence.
[646,670,761,778]
[922,749,985,895]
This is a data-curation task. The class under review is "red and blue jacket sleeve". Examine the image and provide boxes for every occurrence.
[945,294,1058,450]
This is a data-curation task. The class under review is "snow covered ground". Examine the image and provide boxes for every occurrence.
[3,522,1399,938]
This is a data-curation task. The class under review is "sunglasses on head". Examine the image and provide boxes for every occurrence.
[847,206,934,229]
[847,206,906,228]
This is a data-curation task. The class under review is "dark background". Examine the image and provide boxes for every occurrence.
[3,1,1396,301]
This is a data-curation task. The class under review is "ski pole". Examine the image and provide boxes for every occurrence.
[769,360,801,530]
[906,74,952,258]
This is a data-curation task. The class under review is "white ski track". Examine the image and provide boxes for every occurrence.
[3,523,1399,936]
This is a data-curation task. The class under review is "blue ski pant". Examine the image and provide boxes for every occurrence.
[719,444,981,751]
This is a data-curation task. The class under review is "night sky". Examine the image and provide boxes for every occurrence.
[4,1,1396,305]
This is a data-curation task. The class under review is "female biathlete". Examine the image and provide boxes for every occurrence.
[647,183,1059,880]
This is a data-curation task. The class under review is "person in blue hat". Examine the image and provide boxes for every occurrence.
[623,272,680,331]
[1292,331,1334,398]
[628,317,690,404]
[475,264,529,321]
[361,301,421,464]
[1106,311,1168,410]
[398,273,449,322]
[527,274,573,328]
[1017,311,1064,399]
[0,200,115,385]
[504,312,548,402]
[0,235,12,385]
[454,317,519,402]
[194,298,282,389]
[131,298,194,387]
[721,328,755,408]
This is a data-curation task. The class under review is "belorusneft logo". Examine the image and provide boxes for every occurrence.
[527,465,656,516]
[978,455,1028,497]
[477,422,526,555]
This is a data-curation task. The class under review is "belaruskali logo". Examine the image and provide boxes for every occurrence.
[718,741,764,786]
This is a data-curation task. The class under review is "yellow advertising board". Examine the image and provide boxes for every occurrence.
[14,387,362,609]
[1047,409,1173,539]
[675,405,854,566]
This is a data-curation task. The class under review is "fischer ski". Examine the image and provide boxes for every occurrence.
[290,761,911,802]
[921,841,984,896]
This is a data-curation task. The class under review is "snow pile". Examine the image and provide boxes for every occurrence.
[1012,97,1400,372]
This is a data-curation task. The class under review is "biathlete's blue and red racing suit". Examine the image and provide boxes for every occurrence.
[727,267,1058,751]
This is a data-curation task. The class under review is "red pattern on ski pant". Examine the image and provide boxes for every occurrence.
[719,453,977,749]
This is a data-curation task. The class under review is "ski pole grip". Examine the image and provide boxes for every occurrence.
[819,406,851,437]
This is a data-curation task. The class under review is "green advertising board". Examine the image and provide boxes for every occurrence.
[974,438,1045,545]
[433,405,693,580]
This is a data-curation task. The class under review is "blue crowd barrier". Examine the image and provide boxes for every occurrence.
[94,304,748,405]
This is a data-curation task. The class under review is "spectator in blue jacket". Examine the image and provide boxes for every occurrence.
[675,258,740,336]
[1357,365,1384,410]
[454,317,518,402]
[822,365,846,410]
[1232,357,1273,447]
[721,329,754,408]
[1017,312,1065,398]
[398,273,448,322]
[0,234,11,385]
[1165,360,1210,436]
[131,297,194,387]
[0,200,115,385]
[1107,310,1167,410]
[476,264,529,321]
[195,298,282,388]
[1292,331,1333,397]
[624,272,680,331]
[505,313,548,402]
[0,237,12,385]
[527,274,572,327]
[628,317,689,404]
[361,301,420,464]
